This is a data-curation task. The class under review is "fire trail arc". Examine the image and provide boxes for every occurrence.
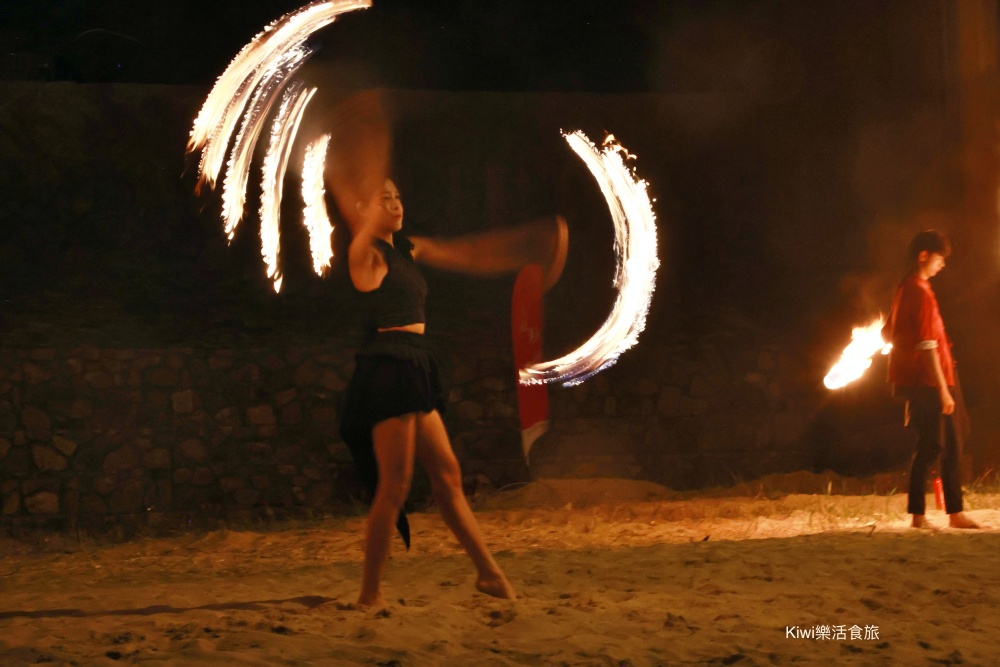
[185,1,660,385]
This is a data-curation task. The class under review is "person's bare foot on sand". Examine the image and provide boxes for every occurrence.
[911,515,940,530]
[476,572,517,600]
[948,512,981,530]
[355,593,386,609]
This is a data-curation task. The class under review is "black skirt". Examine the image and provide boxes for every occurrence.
[339,330,447,549]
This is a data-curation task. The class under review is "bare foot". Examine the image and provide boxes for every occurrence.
[476,573,517,600]
[911,515,940,530]
[948,512,981,530]
[356,593,385,609]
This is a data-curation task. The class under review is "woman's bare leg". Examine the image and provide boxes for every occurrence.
[415,410,515,600]
[358,414,417,607]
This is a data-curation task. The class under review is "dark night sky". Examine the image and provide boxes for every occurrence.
[1,0,764,91]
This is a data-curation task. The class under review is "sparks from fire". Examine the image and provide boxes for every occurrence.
[518,131,660,387]
[187,0,369,291]
[188,1,369,191]
[302,134,334,274]
[823,316,892,389]
[260,84,316,293]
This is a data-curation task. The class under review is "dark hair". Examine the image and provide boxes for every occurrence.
[908,230,951,262]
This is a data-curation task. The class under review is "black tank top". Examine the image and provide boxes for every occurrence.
[360,235,427,337]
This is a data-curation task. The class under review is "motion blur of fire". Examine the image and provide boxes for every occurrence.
[186,0,375,292]
[518,132,659,387]
[823,317,892,389]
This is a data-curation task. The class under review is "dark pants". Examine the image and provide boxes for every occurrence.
[905,387,964,515]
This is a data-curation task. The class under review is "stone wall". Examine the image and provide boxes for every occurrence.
[2,304,891,530]
[0,319,528,529]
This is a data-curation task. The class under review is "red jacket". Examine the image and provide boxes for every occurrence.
[883,274,955,388]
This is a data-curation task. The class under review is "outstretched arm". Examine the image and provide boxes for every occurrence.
[410,215,568,290]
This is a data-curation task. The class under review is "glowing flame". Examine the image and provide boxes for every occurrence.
[260,84,316,293]
[823,316,892,389]
[221,45,311,240]
[188,0,370,191]
[519,131,659,387]
[302,134,334,274]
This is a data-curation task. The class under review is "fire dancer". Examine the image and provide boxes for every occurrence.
[338,177,567,607]
[882,230,979,530]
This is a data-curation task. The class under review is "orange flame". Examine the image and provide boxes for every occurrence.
[188,0,370,191]
[260,85,316,293]
[823,317,892,389]
[301,134,334,275]
[221,45,310,241]
[519,131,659,387]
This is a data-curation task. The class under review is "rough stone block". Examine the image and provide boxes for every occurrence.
[23,362,52,384]
[25,491,59,515]
[214,407,241,426]
[247,405,276,425]
[0,437,10,460]
[178,438,208,463]
[274,388,297,406]
[32,445,67,472]
[52,435,78,457]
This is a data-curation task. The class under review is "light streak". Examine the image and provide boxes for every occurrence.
[260,84,316,293]
[221,45,311,241]
[187,0,368,292]
[301,134,334,275]
[188,0,370,191]
[823,316,892,389]
[519,131,659,387]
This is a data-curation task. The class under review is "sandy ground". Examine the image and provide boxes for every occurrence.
[2,474,1000,666]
